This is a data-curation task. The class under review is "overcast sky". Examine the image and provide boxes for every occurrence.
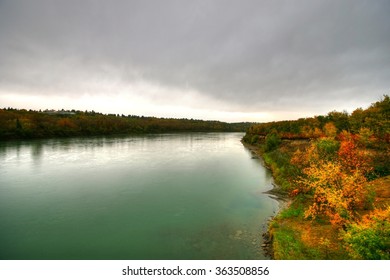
[0,0,389,122]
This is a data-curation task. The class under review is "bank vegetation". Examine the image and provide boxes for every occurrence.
[243,95,390,259]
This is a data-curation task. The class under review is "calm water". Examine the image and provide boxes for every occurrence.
[0,133,278,260]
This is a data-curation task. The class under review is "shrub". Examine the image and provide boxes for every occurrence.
[297,161,370,227]
[315,138,340,161]
[343,207,390,259]
[250,134,259,145]
[265,132,281,152]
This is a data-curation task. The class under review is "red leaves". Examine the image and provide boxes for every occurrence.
[290,189,300,197]
[338,132,373,175]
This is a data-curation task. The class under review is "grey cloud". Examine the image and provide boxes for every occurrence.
[0,0,389,113]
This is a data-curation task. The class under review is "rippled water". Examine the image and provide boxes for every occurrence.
[0,133,278,259]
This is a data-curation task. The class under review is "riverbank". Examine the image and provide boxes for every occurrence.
[242,141,291,258]
[243,138,353,259]
[242,136,390,260]
[241,97,390,259]
[243,139,345,259]
[242,141,288,196]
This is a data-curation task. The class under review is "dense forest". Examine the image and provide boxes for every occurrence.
[243,95,389,259]
[0,108,252,140]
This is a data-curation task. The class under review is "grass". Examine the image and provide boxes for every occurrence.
[278,199,305,219]
[270,216,349,259]
[270,193,348,259]
[272,226,311,259]
[262,149,297,191]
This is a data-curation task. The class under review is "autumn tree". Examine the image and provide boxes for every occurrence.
[296,161,369,227]
[323,122,337,138]
[290,138,339,169]
[338,131,373,176]
[291,131,373,227]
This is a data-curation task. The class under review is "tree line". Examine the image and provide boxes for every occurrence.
[244,95,389,143]
[0,109,253,140]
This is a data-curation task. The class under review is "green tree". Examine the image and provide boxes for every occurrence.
[265,132,281,152]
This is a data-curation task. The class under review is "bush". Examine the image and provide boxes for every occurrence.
[263,150,298,190]
[343,207,390,259]
[265,133,281,152]
[250,135,259,145]
[315,138,340,161]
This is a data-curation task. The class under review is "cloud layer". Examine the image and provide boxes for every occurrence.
[0,0,389,121]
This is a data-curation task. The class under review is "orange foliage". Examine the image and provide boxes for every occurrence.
[290,188,300,197]
[289,129,377,227]
[338,132,372,175]
[290,144,318,169]
[360,207,390,226]
[313,127,324,138]
[293,133,373,227]
[57,118,77,129]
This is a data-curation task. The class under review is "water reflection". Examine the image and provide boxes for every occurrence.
[31,142,43,164]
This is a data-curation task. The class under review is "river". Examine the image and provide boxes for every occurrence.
[0,133,278,259]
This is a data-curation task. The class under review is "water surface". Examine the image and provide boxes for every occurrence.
[0,133,278,259]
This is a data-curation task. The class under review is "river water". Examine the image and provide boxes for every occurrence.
[0,133,278,259]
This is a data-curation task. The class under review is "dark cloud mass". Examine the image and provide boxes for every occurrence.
[0,0,389,119]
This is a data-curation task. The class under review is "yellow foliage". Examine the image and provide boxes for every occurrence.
[297,161,369,227]
[324,122,337,138]
[290,143,318,169]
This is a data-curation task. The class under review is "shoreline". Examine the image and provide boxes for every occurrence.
[241,140,291,259]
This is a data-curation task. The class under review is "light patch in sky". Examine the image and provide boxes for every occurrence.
[0,90,274,123]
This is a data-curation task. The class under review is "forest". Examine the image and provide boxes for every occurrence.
[0,109,252,140]
[243,95,389,259]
